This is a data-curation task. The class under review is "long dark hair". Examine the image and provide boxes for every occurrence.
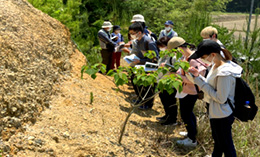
[220,48,232,61]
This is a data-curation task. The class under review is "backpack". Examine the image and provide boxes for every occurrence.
[227,77,258,122]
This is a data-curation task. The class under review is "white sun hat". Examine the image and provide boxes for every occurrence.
[102,21,113,28]
[131,14,145,22]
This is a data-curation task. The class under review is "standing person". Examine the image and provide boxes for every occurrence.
[131,14,157,41]
[200,26,224,48]
[98,21,117,73]
[200,26,238,64]
[168,37,207,147]
[188,40,242,156]
[158,20,178,40]
[129,22,159,109]
[155,36,178,125]
[111,25,124,69]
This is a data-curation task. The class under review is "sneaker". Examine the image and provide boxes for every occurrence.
[156,115,167,121]
[176,138,197,147]
[160,121,178,126]
[138,105,151,110]
[179,131,188,137]
[204,155,212,157]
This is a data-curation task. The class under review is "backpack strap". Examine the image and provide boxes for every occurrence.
[194,84,200,93]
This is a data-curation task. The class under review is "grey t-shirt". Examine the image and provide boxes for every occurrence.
[131,35,159,65]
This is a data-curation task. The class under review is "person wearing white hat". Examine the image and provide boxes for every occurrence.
[98,21,117,73]
[131,14,145,23]
[130,14,157,41]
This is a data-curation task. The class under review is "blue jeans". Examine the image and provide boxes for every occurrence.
[179,94,198,142]
[210,114,236,157]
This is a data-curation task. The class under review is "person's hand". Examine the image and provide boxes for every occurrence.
[188,67,199,77]
[133,59,140,64]
[147,29,152,34]
[160,63,166,67]
[122,48,130,54]
[160,61,167,67]
[124,42,131,47]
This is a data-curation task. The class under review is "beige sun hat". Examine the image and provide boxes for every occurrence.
[102,21,113,28]
[131,14,145,22]
[167,37,186,50]
[200,26,218,39]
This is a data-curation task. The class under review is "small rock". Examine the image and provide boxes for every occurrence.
[38,148,46,153]
[3,144,10,152]
[52,136,59,143]
[28,140,34,145]
[35,139,43,146]
[63,131,70,138]
[28,136,35,140]
[89,108,95,113]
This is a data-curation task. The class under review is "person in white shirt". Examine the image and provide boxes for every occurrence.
[188,40,242,157]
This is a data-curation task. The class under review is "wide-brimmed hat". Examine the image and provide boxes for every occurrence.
[200,26,218,38]
[189,40,221,60]
[167,37,186,50]
[131,14,145,22]
[165,20,174,26]
[102,21,113,28]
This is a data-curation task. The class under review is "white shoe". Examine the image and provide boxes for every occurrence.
[204,155,212,157]
[179,131,188,137]
[176,137,197,147]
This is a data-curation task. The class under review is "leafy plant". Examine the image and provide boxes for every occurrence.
[81,50,190,143]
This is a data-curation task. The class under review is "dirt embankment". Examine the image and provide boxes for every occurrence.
[0,0,84,145]
[0,1,201,156]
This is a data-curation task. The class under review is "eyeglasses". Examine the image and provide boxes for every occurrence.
[129,32,139,35]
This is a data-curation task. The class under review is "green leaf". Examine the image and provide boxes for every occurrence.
[180,61,190,71]
[115,78,124,86]
[107,69,115,76]
[173,81,181,92]
[100,64,106,73]
[176,51,183,60]
[81,65,88,79]
[91,74,97,79]
[85,68,98,79]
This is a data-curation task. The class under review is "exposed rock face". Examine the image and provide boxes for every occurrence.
[0,0,80,139]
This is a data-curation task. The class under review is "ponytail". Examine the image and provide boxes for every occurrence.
[221,49,232,61]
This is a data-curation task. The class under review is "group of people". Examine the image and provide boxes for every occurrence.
[97,14,242,157]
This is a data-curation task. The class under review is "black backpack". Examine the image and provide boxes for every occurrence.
[227,77,258,122]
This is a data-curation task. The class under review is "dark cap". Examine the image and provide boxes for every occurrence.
[113,25,121,32]
[189,40,221,60]
[164,20,174,26]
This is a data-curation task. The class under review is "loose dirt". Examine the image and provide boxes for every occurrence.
[0,1,190,156]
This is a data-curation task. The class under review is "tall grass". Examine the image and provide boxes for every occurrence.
[142,99,260,156]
